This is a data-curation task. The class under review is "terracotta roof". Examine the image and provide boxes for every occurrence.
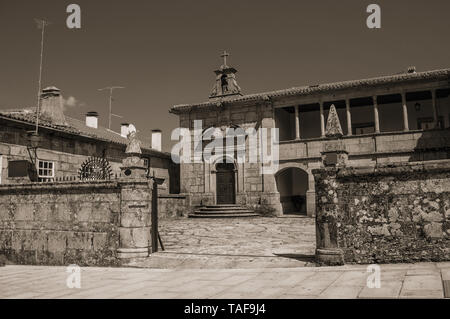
[170,68,450,114]
[0,109,170,158]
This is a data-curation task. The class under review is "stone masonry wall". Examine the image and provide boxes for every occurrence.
[0,181,121,266]
[313,160,450,264]
[158,194,189,218]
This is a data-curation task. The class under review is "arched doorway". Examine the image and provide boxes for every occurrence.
[275,167,309,215]
[216,162,236,204]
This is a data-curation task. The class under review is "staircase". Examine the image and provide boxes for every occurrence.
[188,204,259,218]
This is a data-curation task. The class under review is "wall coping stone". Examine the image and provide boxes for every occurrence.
[0,180,120,193]
[312,159,450,178]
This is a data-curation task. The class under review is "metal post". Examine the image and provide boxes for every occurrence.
[98,86,124,130]
[34,19,49,135]
[151,176,158,253]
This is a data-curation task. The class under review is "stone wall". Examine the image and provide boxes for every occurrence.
[0,177,153,266]
[0,181,121,266]
[158,194,189,218]
[313,160,450,264]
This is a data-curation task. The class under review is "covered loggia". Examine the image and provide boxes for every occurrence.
[275,167,309,215]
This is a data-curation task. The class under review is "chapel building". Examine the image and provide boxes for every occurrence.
[170,53,450,216]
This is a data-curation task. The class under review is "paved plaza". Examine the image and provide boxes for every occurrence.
[0,262,448,299]
[130,217,316,269]
[1,217,448,299]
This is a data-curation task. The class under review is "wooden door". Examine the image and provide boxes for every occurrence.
[216,163,235,205]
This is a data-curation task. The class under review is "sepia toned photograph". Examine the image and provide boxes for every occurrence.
[0,0,449,311]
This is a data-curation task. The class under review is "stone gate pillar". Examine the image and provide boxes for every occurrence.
[314,105,347,265]
[117,131,152,261]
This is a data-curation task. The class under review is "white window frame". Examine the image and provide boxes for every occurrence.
[0,155,2,184]
[37,160,55,181]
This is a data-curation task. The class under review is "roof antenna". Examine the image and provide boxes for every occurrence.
[34,18,51,135]
[98,86,125,129]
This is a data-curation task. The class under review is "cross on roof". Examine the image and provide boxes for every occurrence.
[220,50,229,67]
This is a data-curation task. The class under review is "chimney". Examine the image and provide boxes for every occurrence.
[121,123,129,137]
[40,86,67,126]
[151,129,162,152]
[85,111,98,129]
[407,66,416,74]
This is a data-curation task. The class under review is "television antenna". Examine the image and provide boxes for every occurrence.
[98,86,125,129]
[34,18,51,134]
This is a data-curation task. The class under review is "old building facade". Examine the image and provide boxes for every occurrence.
[170,57,450,216]
[0,86,179,194]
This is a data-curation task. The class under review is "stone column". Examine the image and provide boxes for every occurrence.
[373,96,380,133]
[313,167,345,266]
[432,89,438,128]
[295,105,300,140]
[118,178,152,261]
[346,98,352,136]
[315,105,346,265]
[259,100,283,216]
[306,173,316,217]
[401,92,409,131]
[319,101,325,137]
[117,136,152,261]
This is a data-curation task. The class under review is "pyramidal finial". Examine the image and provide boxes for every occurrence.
[125,124,142,154]
[325,105,343,138]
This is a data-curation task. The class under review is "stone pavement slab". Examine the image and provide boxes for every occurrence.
[145,217,316,269]
[0,262,448,299]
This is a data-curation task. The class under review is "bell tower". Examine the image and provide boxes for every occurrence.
[209,51,242,99]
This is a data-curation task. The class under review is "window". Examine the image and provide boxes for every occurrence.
[37,160,54,182]
[8,160,29,178]
[143,158,150,176]
[417,117,444,130]
[353,122,375,135]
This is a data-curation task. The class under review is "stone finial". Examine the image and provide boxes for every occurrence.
[125,124,142,154]
[325,105,343,138]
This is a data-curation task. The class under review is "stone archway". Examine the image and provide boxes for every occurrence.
[275,163,315,217]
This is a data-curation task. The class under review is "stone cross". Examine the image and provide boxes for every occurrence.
[221,50,229,67]
[325,104,343,138]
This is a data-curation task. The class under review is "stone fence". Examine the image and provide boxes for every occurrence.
[313,160,450,265]
[0,177,153,266]
[158,194,189,218]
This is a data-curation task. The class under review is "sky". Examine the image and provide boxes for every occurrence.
[0,0,449,151]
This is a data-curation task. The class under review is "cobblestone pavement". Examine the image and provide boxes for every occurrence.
[0,262,448,299]
[131,216,316,268]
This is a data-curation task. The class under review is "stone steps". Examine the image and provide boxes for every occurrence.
[126,252,314,269]
[188,205,259,218]
[189,213,259,218]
